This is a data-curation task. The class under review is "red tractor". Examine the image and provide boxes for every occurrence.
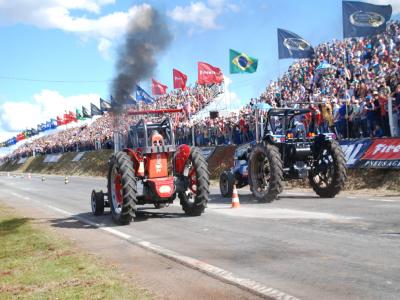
[91,109,210,225]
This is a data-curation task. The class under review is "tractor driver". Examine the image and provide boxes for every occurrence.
[150,130,164,146]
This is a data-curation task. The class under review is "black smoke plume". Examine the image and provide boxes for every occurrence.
[111,5,171,107]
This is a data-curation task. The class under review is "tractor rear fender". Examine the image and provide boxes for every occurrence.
[124,148,142,171]
[174,144,191,174]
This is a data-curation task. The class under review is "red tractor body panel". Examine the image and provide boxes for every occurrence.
[147,177,175,198]
[147,153,169,178]
[174,144,191,174]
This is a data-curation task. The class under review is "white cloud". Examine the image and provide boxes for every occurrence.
[168,0,239,31]
[97,37,112,59]
[222,75,241,109]
[168,2,219,30]
[0,1,153,57]
[0,90,100,134]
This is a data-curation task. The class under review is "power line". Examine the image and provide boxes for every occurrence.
[0,75,111,83]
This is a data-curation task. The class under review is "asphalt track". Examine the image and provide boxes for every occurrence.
[0,173,399,300]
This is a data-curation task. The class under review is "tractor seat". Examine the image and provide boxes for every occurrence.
[150,130,164,146]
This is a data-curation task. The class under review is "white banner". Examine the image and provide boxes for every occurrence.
[43,154,62,163]
[72,152,85,162]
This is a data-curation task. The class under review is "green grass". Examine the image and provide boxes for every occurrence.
[0,206,151,300]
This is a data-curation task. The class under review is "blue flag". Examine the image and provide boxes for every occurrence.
[343,1,392,38]
[8,137,17,145]
[136,85,154,104]
[45,121,52,130]
[277,28,314,59]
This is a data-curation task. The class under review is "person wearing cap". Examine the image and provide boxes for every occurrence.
[372,90,382,128]
[390,84,400,136]
[351,97,362,138]
[364,95,376,137]
[378,90,390,136]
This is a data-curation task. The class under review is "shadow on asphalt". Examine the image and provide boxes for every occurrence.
[49,214,98,229]
[135,209,186,222]
[278,195,320,200]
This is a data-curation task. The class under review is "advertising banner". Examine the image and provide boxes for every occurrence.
[359,138,400,169]
[340,139,372,168]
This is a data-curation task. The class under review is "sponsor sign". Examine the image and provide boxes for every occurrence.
[43,154,63,163]
[359,138,400,169]
[200,147,216,160]
[339,139,372,168]
[349,11,386,27]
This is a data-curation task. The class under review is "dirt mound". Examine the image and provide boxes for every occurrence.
[207,146,236,179]
[0,150,112,177]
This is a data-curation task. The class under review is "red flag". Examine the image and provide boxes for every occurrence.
[152,79,168,95]
[56,116,64,126]
[69,111,77,122]
[173,69,187,90]
[63,112,72,124]
[198,62,223,85]
[63,113,69,124]
[16,133,25,141]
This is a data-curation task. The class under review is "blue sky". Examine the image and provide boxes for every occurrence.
[0,0,398,140]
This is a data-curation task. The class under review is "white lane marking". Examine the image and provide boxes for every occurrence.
[102,227,132,240]
[283,192,311,196]
[208,205,358,220]
[11,192,24,198]
[368,198,396,203]
[40,203,299,300]
[347,196,357,199]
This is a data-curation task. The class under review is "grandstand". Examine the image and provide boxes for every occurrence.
[2,20,400,160]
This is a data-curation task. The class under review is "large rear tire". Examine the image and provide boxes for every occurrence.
[309,140,347,198]
[248,144,284,203]
[219,171,234,198]
[178,147,209,216]
[108,151,137,225]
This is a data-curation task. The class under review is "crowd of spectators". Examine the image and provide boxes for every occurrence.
[170,21,400,146]
[5,115,114,160]
[259,21,400,139]
[1,84,223,160]
[2,21,400,161]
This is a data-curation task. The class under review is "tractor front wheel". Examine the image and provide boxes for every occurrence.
[178,147,209,216]
[219,170,234,198]
[108,151,137,225]
[309,140,347,198]
[248,144,284,203]
[91,190,104,216]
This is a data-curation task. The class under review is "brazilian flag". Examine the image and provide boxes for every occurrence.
[230,49,258,74]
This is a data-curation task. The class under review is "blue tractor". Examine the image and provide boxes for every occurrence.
[220,107,347,202]
[219,142,254,197]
